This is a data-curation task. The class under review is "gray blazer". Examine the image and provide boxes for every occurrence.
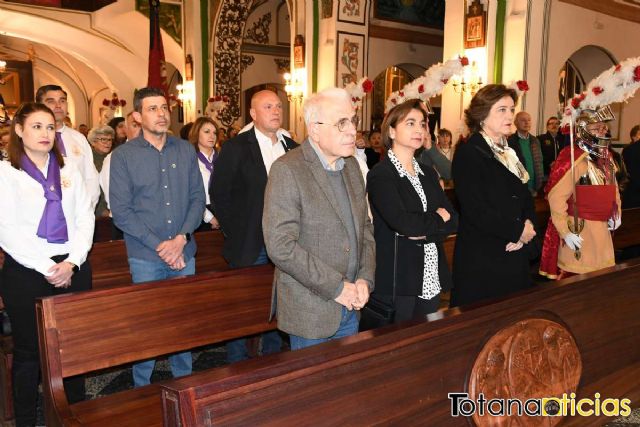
[263,140,375,339]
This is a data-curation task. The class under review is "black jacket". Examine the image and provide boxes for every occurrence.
[537,131,567,176]
[210,128,297,267]
[451,133,536,306]
[367,156,458,297]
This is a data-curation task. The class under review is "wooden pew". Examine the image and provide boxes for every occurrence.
[89,230,228,289]
[36,264,276,427]
[0,230,228,422]
[160,260,640,426]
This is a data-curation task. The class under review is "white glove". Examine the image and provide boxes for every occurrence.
[563,233,583,250]
[608,217,621,231]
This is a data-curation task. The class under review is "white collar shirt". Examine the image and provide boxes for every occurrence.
[0,158,95,275]
[59,124,100,208]
[255,126,286,175]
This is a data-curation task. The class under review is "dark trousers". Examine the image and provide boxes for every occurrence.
[0,254,92,427]
[377,293,442,323]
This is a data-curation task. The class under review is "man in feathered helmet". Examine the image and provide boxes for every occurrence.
[538,55,640,279]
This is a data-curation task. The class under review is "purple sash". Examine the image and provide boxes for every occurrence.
[197,150,217,186]
[55,131,67,157]
[21,154,69,243]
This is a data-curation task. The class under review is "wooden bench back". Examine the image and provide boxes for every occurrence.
[36,265,274,379]
[160,261,640,426]
[89,230,227,288]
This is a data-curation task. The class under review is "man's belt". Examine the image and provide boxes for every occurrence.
[567,184,617,221]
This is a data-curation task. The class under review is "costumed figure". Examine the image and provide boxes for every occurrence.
[540,56,640,278]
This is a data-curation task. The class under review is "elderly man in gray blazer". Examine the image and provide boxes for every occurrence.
[263,87,375,350]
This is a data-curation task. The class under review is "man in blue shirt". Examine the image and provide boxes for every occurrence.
[110,87,205,387]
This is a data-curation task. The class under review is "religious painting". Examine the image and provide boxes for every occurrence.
[464,0,486,49]
[321,0,333,19]
[374,0,445,30]
[336,32,365,87]
[135,0,183,46]
[338,0,367,25]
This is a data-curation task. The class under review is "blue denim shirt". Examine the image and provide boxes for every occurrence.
[109,135,205,262]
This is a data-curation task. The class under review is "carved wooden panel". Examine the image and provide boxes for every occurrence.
[469,318,582,426]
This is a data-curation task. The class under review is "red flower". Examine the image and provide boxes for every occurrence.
[634,66,640,82]
[102,99,110,107]
[516,80,529,92]
[391,98,397,105]
[362,79,373,93]
[440,79,448,85]
[207,97,215,103]
[571,97,582,109]
[460,56,469,66]
[579,93,586,100]
[615,64,622,72]
[111,98,119,107]
[592,86,604,95]
[398,91,404,97]
[120,100,127,107]
[418,84,425,93]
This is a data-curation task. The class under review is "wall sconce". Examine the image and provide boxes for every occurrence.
[451,60,483,95]
[284,67,306,103]
[176,80,195,108]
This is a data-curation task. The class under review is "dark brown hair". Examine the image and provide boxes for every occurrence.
[630,124,640,141]
[464,84,517,133]
[35,85,67,103]
[438,128,452,138]
[188,116,218,151]
[8,102,64,170]
[381,99,428,149]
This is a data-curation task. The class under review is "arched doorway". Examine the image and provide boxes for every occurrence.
[371,63,427,131]
[560,46,619,139]
[243,83,289,131]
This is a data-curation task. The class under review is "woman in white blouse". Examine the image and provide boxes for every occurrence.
[0,102,94,426]
[188,117,220,231]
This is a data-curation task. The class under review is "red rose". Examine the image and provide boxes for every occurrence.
[111,98,119,106]
[102,99,110,107]
[215,95,222,102]
[418,84,425,93]
[615,64,622,72]
[579,93,586,100]
[399,91,404,97]
[592,86,604,95]
[120,100,127,107]
[634,66,640,82]
[391,98,397,105]
[460,56,469,66]
[571,97,581,109]
[207,97,215,103]
[516,80,529,92]
[440,79,448,85]
[362,79,373,93]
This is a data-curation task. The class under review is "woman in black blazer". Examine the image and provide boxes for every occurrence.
[367,99,458,322]
[451,84,537,307]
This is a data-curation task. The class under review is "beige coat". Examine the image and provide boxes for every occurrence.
[263,140,375,339]
[548,153,621,274]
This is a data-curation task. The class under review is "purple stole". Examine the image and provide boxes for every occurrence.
[21,154,69,243]
[197,150,217,186]
[55,131,67,156]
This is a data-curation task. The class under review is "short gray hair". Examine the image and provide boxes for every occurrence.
[303,87,351,127]
[88,125,115,143]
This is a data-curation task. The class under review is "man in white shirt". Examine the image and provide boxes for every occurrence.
[36,85,100,209]
[100,111,141,212]
[211,89,297,363]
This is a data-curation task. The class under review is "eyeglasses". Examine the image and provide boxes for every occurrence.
[96,137,113,142]
[315,115,360,132]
